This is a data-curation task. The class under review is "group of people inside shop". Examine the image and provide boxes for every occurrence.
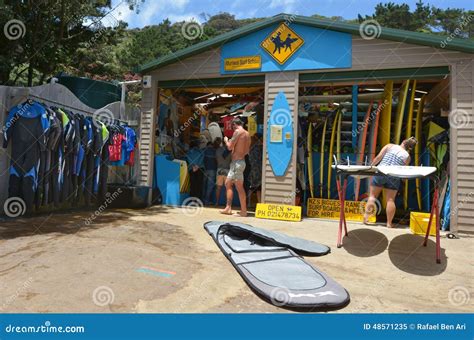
[186,117,263,217]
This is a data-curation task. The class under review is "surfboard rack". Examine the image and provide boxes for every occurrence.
[331,156,442,264]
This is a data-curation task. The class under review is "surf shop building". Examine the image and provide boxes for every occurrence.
[136,14,474,235]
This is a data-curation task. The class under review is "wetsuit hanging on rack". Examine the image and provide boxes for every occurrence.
[83,117,95,205]
[98,121,110,201]
[35,106,62,208]
[91,120,104,196]
[3,100,49,213]
[47,108,65,207]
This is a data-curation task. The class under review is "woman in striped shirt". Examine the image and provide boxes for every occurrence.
[364,137,418,228]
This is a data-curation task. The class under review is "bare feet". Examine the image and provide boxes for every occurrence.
[233,211,247,217]
[220,208,232,215]
[386,223,394,228]
[363,214,374,225]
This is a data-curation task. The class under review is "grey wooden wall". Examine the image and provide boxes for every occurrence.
[136,81,157,191]
[450,59,474,234]
[262,72,299,205]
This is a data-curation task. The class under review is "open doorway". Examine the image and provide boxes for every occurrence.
[154,84,265,211]
[298,77,451,228]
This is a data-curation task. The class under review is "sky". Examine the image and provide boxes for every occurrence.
[109,0,473,28]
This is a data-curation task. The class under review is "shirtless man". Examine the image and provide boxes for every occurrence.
[220,118,251,217]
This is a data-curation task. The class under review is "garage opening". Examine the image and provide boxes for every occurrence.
[298,71,451,229]
[154,80,265,210]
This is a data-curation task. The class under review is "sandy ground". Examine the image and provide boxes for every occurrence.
[0,206,472,313]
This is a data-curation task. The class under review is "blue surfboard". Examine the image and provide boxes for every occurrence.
[441,180,450,231]
[267,91,294,177]
[421,148,431,211]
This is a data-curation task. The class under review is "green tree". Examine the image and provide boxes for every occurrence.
[205,13,241,33]
[358,1,433,32]
[117,12,256,71]
[431,7,474,38]
[0,0,141,85]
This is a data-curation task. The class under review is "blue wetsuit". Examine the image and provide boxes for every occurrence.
[3,101,49,213]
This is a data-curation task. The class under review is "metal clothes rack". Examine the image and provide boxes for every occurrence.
[26,94,129,125]
[25,95,136,183]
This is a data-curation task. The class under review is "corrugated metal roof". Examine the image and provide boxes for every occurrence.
[137,13,474,73]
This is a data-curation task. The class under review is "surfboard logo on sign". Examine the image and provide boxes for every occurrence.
[261,23,304,64]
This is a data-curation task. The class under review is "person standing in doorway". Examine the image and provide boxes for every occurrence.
[220,118,251,217]
[186,140,204,201]
[215,138,231,206]
[248,133,263,205]
[203,140,218,205]
[364,137,418,228]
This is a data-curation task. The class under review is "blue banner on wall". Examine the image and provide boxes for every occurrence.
[0,314,472,339]
[221,23,352,74]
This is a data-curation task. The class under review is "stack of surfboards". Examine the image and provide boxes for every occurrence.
[301,79,437,213]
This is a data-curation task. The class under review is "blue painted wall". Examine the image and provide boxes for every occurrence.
[221,23,352,74]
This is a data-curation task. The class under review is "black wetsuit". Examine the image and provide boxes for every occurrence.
[41,108,62,206]
[3,101,49,213]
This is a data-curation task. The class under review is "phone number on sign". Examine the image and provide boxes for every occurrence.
[363,323,408,331]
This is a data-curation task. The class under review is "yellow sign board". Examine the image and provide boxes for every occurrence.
[224,55,261,71]
[307,198,376,223]
[256,203,302,222]
[261,23,304,64]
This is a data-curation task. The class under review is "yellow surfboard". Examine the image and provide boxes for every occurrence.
[336,109,342,162]
[327,110,340,198]
[307,122,314,198]
[378,81,393,148]
[319,117,328,198]
[414,95,426,210]
[247,115,257,136]
[426,121,446,164]
[403,80,417,210]
[393,80,410,144]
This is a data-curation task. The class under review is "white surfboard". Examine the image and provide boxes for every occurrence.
[331,165,377,173]
[377,165,437,179]
[331,165,377,179]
